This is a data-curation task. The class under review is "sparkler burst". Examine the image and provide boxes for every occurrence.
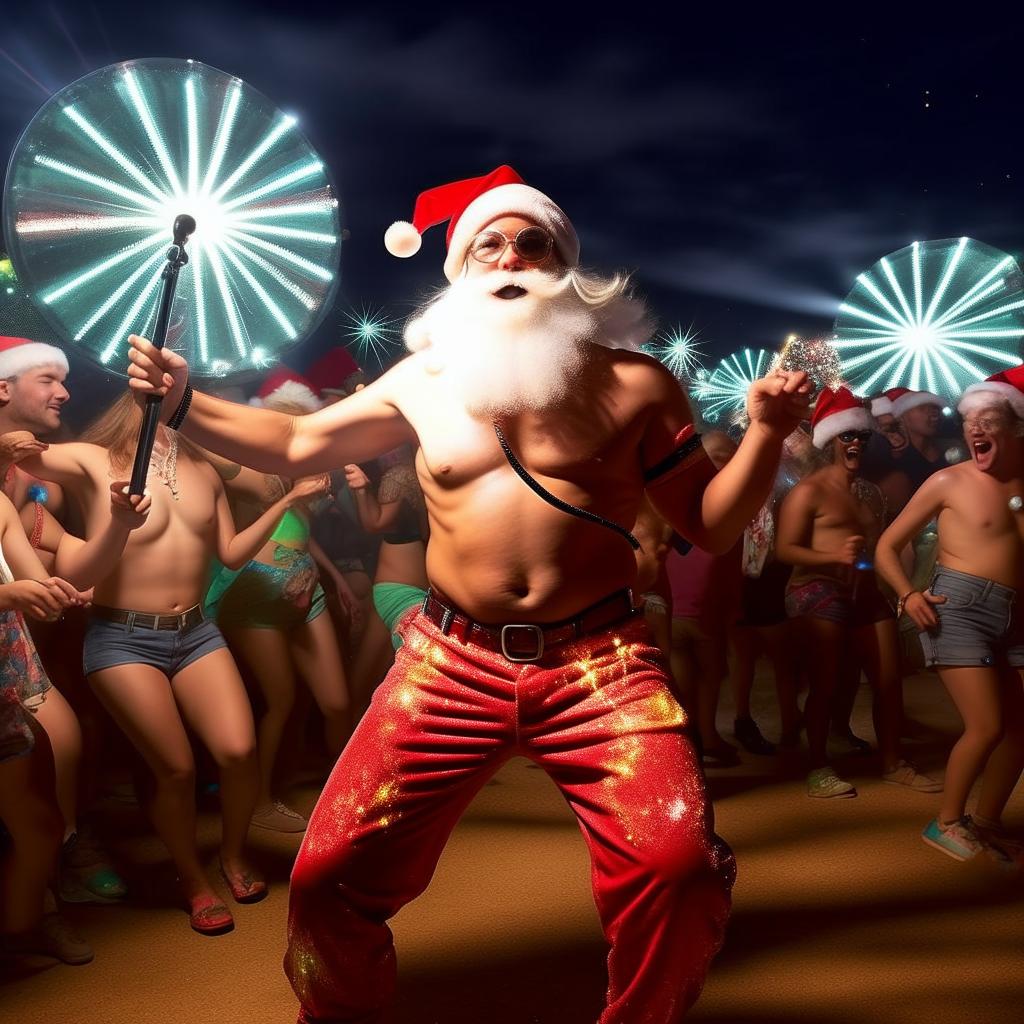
[644,323,705,381]
[834,238,1024,399]
[773,333,844,397]
[3,58,341,380]
[341,306,401,368]
[691,348,773,425]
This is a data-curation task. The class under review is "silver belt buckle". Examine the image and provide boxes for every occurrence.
[500,624,545,663]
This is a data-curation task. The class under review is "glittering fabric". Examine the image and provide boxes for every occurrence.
[285,611,734,1024]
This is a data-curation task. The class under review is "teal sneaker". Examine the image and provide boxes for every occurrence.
[922,816,986,861]
[60,830,127,903]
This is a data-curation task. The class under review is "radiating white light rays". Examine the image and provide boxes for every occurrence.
[644,324,705,381]
[691,348,773,425]
[834,238,1024,398]
[342,306,401,368]
[3,58,341,380]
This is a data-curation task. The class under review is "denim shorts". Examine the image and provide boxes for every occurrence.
[83,615,227,678]
[918,565,1024,668]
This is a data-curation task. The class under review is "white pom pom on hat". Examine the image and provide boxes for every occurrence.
[383,165,580,282]
[384,221,422,259]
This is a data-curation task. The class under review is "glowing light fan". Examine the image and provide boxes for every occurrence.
[691,348,773,425]
[2,58,341,381]
[834,238,1024,399]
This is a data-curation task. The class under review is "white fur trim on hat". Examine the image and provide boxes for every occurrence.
[891,390,942,417]
[870,396,894,417]
[0,342,68,380]
[443,183,580,283]
[812,406,874,449]
[384,221,422,258]
[254,379,322,413]
[957,382,1024,419]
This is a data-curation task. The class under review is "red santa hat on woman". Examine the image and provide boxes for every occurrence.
[306,347,366,398]
[0,335,69,379]
[957,364,1024,418]
[249,368,322,412]
[811,386,875,449]
[383,165,580,282]
[890,387,943,418]
[869,387,908,417]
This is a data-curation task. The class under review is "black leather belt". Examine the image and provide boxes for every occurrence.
[421,588,638,663]
[92,603,206,632]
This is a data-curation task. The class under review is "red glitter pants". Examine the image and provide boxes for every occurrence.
[286,610,734,1023]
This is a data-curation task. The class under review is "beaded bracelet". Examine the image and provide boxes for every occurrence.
[167,383,193,431]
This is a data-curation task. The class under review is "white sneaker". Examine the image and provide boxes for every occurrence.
[807,766,857,799]
[882,760,943,793]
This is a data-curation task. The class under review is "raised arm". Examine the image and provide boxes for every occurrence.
[11,437,94,490]
[644,365,810,554]
[127,336,416,476]
[875,471,948,628]
[211,468,328,570]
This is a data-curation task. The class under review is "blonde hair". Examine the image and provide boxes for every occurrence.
[80,392,143,473]
[80,392,205,473]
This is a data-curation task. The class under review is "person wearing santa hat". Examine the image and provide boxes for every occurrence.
[889,387,947,491]
[876,366,1024,867]
[127,163,813,1022]
[776,387,940,799]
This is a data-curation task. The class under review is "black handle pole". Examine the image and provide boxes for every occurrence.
[128,214,195,497]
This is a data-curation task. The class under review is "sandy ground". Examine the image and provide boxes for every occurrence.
[2,669,1022,1024]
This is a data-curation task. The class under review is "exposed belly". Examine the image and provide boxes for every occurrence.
[937,534,1024,589]
[424,504,639,622]
[92,531,214,613]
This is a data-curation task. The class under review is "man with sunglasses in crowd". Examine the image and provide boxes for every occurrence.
[776,387,940,799]
[127,165,812,1024]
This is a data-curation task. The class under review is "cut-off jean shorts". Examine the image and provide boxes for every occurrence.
[918,564,1024,669]
[83,615,227,678]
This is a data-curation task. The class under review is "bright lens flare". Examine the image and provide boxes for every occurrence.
[644,323,705,381]
[342,306,402,368]
[834,238,1024,399]
[692,348,774,425]
[3,58,342,381]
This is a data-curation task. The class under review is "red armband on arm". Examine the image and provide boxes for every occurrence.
[643,425,710,486]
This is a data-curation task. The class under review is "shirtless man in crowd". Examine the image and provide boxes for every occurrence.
[128,164,810,1023]
[876,367,1024,866]
[777,387,938,799]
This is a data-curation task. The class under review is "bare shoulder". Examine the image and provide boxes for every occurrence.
[609,349,678,395]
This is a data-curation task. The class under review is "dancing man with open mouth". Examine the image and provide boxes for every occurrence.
[128,165,811,1023]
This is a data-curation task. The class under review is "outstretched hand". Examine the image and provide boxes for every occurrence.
[0,430,48,468]
[126,335,189,417]
[747,370,812,440]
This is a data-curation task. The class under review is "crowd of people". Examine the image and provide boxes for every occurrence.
[0,163,1021,1024]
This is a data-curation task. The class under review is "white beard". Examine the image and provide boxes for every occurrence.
[403,269,652,419]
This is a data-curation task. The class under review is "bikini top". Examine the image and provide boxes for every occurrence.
[271,507,309,547]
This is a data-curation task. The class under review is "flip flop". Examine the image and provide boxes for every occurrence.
[219,862,268,904]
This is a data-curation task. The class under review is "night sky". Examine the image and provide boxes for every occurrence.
[1,6,1021,400]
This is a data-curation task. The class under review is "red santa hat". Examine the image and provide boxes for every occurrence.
[306,347,365,398]
[957,364,1024,418]
[811,386,875,449]
[249,368,322,413]
[0,335,69,380]
[383,164,580,282]
[869,387,906,417]
[890,387,942,418]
